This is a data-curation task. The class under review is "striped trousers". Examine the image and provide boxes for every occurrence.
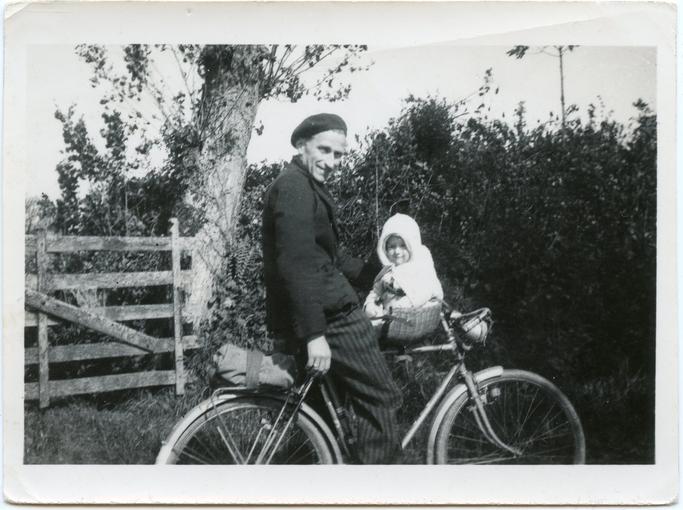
[322,308,403,464]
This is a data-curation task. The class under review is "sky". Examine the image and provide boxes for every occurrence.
[27,45,656,199]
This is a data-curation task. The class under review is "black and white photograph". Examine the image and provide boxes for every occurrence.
[4,1,677,505]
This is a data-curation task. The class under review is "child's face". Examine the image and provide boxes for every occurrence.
[385,236,410,265]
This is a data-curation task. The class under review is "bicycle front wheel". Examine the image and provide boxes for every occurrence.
[158,397,335,464]
[434,370,585,464]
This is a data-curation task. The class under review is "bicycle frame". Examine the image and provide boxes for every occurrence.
[195,307,522,464]
[319,343,519,456]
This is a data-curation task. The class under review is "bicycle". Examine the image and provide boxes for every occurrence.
[156,304,586,465]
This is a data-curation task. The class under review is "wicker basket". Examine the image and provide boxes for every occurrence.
[385,300,443,343]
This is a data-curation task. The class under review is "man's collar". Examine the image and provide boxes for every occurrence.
[291,155,309,177]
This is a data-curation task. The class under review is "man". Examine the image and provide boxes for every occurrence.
[262,113,402,464]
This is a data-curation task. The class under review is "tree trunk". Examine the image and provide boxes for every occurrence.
[185,46,262,329]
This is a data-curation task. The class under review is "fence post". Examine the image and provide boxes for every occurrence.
[36,229,50,408]
[170,219,185,395]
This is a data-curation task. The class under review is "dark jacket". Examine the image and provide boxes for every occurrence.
[262,156,378,342]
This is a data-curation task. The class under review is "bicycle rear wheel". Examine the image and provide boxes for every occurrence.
[158,397,334,464]
[434,370,585,464]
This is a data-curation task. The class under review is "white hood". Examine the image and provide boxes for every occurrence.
[377,213,422,266]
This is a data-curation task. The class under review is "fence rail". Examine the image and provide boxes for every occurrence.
[25,270,195,292]
[25,234,194,253]
[24,219,198,408]
[25,371,178,400]
[25,303,197,327]
[24,336,200,364]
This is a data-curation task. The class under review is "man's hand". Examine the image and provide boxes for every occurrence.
[306,335,331,374]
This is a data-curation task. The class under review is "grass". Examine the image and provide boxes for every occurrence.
[570,372,655,464]
[24,386,206,464]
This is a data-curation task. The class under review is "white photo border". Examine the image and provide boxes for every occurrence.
[3,1,677,505]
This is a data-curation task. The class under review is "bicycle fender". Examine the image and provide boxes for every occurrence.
[425,366,504,464]
[155,391,343,464]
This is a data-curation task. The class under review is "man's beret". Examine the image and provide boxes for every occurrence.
[290,113,347,147]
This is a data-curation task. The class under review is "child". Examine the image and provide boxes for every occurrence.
[364,213,444,318]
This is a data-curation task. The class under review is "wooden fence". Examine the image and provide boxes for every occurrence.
[24,219,198,408]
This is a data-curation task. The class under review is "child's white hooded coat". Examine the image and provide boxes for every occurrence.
[364,214,443,315]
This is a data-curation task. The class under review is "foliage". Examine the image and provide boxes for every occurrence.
[25,194,57,234]
[197,44,369,104]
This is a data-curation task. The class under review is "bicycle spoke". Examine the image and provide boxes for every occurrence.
[176,447,214,464]
[521,405,567,445]
[515,381,521,435]
[521,447,575,460]
[511,387,557,444]
[282,437,317,464]
[448,432,494,446]
[470,455,518,464]
[186,431,226,463]
[502,384,508,434]
[450,407,480,433]
[216,424,246,464]
[175,440,221,464]
[485,395,507,438]
[525,419,573,445]
[448,451,517,464]
[516,385,543,435]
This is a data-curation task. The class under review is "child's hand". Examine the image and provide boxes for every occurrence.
[364,300,384,318]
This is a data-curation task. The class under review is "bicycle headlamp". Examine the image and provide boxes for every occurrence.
[450,309,491,344]
[463,320,488,344]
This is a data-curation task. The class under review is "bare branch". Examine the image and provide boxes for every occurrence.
[170,46,195,100]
